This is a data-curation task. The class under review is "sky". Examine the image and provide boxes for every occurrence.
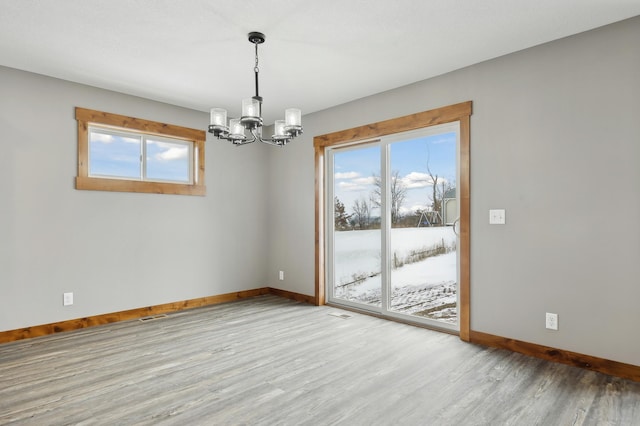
[89,128,190,183]
[333,131,456,216]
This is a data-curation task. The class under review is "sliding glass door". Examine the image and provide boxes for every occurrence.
[327,123,460,331]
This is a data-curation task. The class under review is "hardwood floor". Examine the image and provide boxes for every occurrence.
[1,295,639,425]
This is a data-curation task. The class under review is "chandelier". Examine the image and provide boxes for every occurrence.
[208,32,303,147]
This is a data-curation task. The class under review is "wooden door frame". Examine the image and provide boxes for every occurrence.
[313,101,472,341]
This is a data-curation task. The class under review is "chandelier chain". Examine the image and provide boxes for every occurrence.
[254,43,259,74]
[253,42,260,98]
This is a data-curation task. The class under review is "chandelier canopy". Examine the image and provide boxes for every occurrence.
[208,32,303,147]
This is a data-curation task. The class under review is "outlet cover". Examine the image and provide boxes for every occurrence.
[63,292,74,306]
[546,312,558,330]
[279,271,284,281]
[489,209,506,225]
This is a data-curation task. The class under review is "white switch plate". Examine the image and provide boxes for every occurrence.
[489,209,506,225]
[63,292,74,306]
[279,271,284,281]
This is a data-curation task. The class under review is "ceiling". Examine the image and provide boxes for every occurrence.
[1,1,639,124]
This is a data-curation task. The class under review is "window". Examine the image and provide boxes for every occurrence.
[88,127,194,183]
[76,107,206,195]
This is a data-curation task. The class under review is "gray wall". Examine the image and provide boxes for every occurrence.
[267,16,640,366]
[0,67,269,330]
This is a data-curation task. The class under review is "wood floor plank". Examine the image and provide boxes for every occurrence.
[1,295,639,425]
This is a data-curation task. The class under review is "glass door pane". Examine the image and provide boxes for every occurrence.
[331,145,381,308]
[388,132,458,325]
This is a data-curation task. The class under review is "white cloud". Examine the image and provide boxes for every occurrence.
[155,146,188,161]
[401,172,451,189]
[353,176,376,185]
[338,181,365,191]
[335,171,360,179]
[91,133,139,144]
[402,172,433,189]
[337,176,376,192]
[91,133,114,143]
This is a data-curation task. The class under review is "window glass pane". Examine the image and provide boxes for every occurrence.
[389,131,457,324]
[145,138,191,183]
[332,145,381,308]
[89,129,141,179]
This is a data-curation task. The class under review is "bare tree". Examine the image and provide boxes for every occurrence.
[427,163,440,219]
[425,145,457,226]
[370,170,407,225]
[426,172,455,226]
[352,197,371,230]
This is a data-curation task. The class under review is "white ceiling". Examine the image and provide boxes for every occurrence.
[1,1,639,123]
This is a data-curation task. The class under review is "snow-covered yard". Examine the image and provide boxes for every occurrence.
[333,227,458,324]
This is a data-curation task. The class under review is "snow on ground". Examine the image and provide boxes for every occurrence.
[391,251,456,288]
[339,251,456,294]
[334,227,456,284]
[333,227,458,324]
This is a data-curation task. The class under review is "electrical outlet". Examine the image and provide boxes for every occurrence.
[279,271,284,281]
[546,312,558,330]
[63,292,74,306]
[489,209,506,225]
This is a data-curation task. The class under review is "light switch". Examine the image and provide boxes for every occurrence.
[63,292,74,306]
[489,209,506,225]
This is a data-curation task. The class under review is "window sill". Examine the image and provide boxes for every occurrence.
[76,176,206,196]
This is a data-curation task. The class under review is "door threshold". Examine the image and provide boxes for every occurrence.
[326,302,459,336]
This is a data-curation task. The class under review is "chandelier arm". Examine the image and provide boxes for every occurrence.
[241,132,257,145]
[216,132,252,145]
[232,138,254,146]
[250,128,286,147]
[262,139,285,147]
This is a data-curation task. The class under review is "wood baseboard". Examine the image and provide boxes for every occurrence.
[267,287,316,305]
[0,287,315,345]
[469,330,640,382]
[0,288,271,344]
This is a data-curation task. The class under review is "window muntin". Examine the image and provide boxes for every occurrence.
[76,107,205,196]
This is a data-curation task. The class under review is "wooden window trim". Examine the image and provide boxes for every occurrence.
[313,101,472,341]
[75,107,206,196]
